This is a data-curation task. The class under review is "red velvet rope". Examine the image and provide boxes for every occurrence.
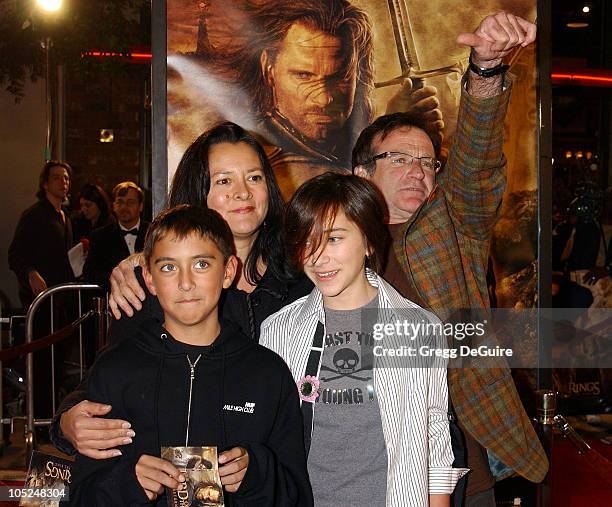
[0,311,95,362]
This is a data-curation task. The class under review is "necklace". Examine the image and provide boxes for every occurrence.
[185,354,202,447]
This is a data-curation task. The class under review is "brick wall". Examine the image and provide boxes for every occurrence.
[65,67,150,213]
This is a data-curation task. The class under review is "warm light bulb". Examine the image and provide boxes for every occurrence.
[583,6,590,14]
[37,0,62,12]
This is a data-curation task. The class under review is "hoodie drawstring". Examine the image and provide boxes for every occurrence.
[185,354,202,447]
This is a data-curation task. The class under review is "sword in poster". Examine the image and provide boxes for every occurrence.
[376,0,463,89]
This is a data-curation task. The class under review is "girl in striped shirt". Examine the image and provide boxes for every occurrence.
[260,172,467,506]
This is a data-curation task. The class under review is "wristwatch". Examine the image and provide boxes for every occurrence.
[468,55,509,78]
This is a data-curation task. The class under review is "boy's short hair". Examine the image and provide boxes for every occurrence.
[143,205,235,266]
[112,181,145,203]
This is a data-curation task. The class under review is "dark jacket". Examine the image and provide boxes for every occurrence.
[8,198,74,307]
[69,319,312,506]
[222,268,313,342]
[83,221,150,290]
[72,214,114,242]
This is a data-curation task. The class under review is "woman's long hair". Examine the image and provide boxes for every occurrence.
[79,183,112,226]
[168,121,290,285]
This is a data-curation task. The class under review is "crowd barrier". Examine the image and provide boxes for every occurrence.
[0,283,107,464]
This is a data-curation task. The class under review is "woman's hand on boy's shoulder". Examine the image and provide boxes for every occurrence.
[135,454,185,502]
[109,253,147,319]
[61,400,134,459]
[219,447,249,493]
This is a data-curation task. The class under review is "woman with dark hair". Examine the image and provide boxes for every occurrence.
[168,121,290,292]
[72,184,113,241]
[104,121,309,338]
[51,121,313,459]
[260,172,467,507]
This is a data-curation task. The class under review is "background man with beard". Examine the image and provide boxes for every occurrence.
[210,0,443,198]
[84,181,149,291]
[353,11,547,507]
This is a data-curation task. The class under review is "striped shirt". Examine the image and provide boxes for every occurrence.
[260,271,469,506]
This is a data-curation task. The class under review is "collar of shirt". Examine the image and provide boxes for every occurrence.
[119,219,141,233]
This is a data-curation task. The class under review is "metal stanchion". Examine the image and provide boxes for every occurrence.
[554,414,612,482]
[50,294,56,413]
[536,390,556,507]
[93,297,107,354]
[24,283,102,463]
[78,290,83,381]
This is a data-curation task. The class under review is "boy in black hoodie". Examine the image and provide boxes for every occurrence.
[69,205,312,506]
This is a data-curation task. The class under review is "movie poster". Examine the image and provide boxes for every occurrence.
[165,0,538,310]
[20,451,72,507]
[161,446,225,507]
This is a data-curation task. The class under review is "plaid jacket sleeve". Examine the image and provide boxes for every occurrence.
[439,74,513,239]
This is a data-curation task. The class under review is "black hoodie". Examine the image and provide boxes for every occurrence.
[69,318,313,506]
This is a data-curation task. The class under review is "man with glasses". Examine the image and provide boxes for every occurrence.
[353,11,547,507]
[83,181,149,291]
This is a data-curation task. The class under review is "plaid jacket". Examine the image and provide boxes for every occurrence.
[393,76,549,483]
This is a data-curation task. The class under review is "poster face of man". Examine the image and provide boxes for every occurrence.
[166,0,536,202]
[263,22,357,147]
[167,0,377,197]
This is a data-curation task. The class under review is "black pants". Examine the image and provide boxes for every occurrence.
[449,403,467,507]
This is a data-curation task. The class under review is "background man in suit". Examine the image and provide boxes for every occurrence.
[84,181,149,290]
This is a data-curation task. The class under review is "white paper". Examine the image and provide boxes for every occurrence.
[68,242,86,278]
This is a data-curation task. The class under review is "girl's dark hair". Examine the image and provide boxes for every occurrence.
[285,172,389,273]
[168,121,289,284]
[79,183,112,224]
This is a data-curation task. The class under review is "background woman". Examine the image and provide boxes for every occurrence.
[72,183,113,241]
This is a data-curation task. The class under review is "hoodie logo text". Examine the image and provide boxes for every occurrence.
[223,402,255,414]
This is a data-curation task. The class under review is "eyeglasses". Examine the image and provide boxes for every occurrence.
[370,151,441,173]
